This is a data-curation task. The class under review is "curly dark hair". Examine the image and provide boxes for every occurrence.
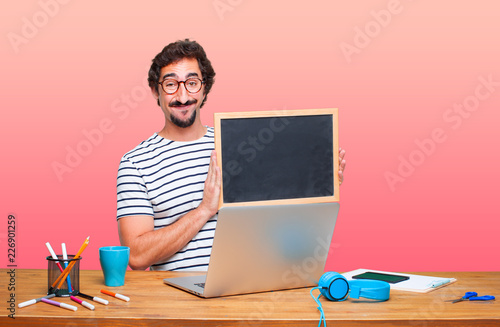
[148,39,216,108]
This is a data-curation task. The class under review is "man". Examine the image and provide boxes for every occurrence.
[117,39,346,271]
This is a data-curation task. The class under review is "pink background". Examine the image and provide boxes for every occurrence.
[1,1,499,272]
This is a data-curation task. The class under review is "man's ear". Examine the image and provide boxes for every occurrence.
[151,87,159,100]
[151,87,161,106]
[200,90,207,107]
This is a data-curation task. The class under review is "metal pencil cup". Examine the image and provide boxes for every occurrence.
[46,255,81,296]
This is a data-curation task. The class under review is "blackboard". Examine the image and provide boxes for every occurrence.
[214,109,339,207]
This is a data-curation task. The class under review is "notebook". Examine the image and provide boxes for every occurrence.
[342,269,457,293]
[163,202,340,298]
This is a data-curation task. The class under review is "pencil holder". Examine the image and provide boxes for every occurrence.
[46,255,81,297]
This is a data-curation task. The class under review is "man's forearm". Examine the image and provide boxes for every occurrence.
[119,206,214,270]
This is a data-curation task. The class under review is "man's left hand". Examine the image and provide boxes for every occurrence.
[338,147,346,185]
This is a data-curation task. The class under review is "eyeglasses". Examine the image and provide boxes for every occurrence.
[158,78,204,94]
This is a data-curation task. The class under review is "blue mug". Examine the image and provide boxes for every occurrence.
[99,246,130,287]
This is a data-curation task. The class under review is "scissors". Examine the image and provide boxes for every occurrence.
[447,292,495,303]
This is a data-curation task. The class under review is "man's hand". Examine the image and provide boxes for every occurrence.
[198,150,222,217]
[338,147,346,185]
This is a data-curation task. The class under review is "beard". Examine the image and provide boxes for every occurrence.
[168,98,198,128]
[170,109,197,128]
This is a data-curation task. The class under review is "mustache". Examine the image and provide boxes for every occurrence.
[169,99,197,107]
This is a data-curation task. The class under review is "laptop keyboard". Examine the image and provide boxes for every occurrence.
[195,282,205,289]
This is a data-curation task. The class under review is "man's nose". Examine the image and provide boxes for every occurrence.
[175,82,190,103]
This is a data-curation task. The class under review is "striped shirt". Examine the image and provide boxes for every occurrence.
[116,127,217,271]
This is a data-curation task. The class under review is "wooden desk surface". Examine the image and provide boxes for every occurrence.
[2,269,499,326]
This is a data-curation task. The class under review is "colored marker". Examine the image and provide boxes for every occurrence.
[45,242,64,273]
[41,298,78,311]
[18,294,56,308]
[49,236,90,294]
[101,289,130,302]
[77,292,109,305]
[70,295,95,310]
[61,243,73,293]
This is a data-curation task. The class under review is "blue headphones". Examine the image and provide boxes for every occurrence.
[311,272,390,326]
[318,271,390,301]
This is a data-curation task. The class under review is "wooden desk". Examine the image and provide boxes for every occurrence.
[2,269,499,326]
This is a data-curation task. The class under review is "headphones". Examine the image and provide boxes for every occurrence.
[311,272,390,326]
[318,271,390,301]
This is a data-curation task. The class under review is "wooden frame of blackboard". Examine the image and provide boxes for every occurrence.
[214,108,339,208]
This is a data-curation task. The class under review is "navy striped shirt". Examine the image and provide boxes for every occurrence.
[116,128,217,271]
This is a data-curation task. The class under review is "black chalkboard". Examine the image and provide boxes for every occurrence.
[215,110,338,205]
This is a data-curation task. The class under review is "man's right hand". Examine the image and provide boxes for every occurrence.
[198,150,222,218]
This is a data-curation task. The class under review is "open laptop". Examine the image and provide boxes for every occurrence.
[163,202,340,298]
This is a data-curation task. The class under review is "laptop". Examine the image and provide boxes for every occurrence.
[163,202,340,298]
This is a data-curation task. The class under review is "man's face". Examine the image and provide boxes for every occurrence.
[154,57,206,128]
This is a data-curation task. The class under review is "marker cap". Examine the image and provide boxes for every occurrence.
[94,296,109,305]
[18,299,36,308]
[60,303,78,311]
[81,301,95,310]
[115,293,130,302]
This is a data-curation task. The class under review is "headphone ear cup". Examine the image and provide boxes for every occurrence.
[318,272,349,301]
[318,272,337,299]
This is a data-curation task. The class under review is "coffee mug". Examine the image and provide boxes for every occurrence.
[99,246,130,287]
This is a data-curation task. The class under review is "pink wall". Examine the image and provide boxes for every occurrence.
[2,1,499,272]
